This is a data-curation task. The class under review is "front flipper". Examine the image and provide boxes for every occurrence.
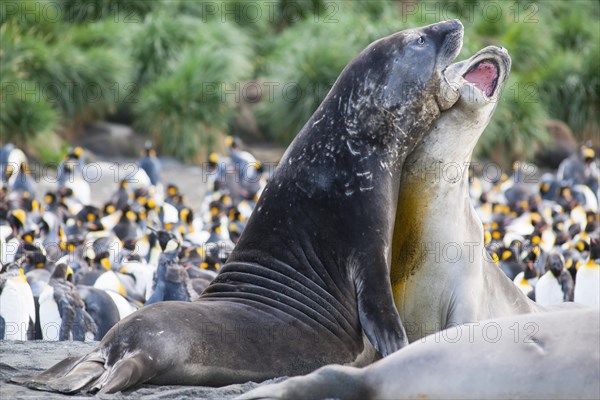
[355,256,408,356]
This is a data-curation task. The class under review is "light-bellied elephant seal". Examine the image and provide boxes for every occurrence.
[238,308,600,399]
[389,46,580,342]
[12,20,465,394]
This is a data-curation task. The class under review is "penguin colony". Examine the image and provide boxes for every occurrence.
[0,138,264,341]
[0,139,598,342]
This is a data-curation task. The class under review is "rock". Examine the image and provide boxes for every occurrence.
[535,119,578,169]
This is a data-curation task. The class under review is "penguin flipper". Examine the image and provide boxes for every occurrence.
[72,308,98,341]
[57,301,75,341]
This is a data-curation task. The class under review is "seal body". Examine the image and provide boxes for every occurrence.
[238,309,600,400]
[13,20,465,394]
[391,47,531,341]
[390,47,583,342]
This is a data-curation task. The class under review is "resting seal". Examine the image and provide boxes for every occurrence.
[238,308,600,399]
[13,20,464,394]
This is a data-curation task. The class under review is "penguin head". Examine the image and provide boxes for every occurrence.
[500,247,515,262]
[545,252,565,279]
[581,146,595,163]
[51,263,74,282]
[562,248,582,272]
[225,136,240,150]
[44,192,57,206]
[134,188,149,204]
[574,239,590,253]
[143,141,156,157]
[22,242,46,269]
[148,226,179,253]
[208,153,219,169]
[585,211,598,233]
[21,229,36,244]
[167,184,179,197]
[180,207,194,225]
[8,208,26,233]
[146,198,157,211]
[64,218,85,245]
[103,203,116,216]
[67,146,83,160]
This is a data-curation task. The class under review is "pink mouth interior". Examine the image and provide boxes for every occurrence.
[463,61,498,97]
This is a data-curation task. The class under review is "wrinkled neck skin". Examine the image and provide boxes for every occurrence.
[391,85,545,342]
[234,35,446,278]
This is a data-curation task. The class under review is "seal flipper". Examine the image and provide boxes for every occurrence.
[96,353,158,394]
[10,355,81,387]
[43,357,105,393]
[355,258,408,357]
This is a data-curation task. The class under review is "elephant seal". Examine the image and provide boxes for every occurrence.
[12,20,464,394]
[388,46,581,342]
[238,308,600,399]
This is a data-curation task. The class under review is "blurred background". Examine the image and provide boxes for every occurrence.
[1,0,599,168]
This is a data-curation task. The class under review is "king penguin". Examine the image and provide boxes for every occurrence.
[574,238,600,307]
[0,264,36,340]
[38,263,97,341]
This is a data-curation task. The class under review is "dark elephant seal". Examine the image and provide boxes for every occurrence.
[238,309,600,400]
[389,46,584,342]
[12,20,464,394]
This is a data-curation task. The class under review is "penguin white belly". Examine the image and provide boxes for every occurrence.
[0,277,34,340]
[136,236,150,259]
[0,225,11,242]
[574,266,600,307]
[63,197,83,215]
[121,261,153,298]
[148,247,162,269]
[150,182,164,205]
[512,272,533,296]
[104,290,137,320]
[93,271,126,296]
[220,216,230,240]
[100,213,120,231]
[185,231,209,246]
[38,286,64,341]
[127,168,151,190]
[535,271,564,305]
[65,176,91,205]
[237,201,254,219]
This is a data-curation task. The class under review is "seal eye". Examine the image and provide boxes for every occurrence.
[417,36,425,46]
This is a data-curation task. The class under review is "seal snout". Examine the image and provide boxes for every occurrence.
[429,19,464,62]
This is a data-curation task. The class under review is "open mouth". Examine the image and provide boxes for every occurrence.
[440,46,510,109]
[463,59,500,98]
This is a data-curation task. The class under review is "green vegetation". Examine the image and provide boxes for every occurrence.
[1,0,598,164]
